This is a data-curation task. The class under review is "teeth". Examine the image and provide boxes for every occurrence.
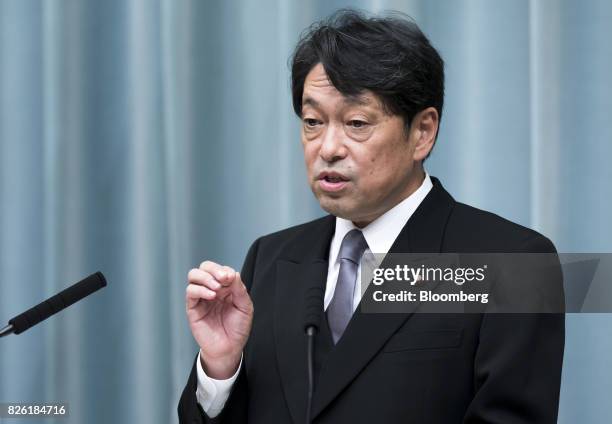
[323,175,346,183]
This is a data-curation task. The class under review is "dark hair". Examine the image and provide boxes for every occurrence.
[291,9,445,142]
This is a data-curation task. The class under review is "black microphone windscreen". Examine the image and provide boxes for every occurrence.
[303,285,324,332]
[9,272,107,334]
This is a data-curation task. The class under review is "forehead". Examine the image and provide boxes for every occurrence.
[302,63,382,111]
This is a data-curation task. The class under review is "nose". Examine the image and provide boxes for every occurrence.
[319,123,347,163]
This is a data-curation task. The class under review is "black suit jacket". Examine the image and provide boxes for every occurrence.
[179,177,565,423]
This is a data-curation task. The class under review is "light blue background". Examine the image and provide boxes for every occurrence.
[0,1,610,423]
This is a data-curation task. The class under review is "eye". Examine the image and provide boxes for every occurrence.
[347,120,368,129]
[303,118,321,127]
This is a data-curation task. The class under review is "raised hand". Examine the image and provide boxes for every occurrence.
[186,261,254,379]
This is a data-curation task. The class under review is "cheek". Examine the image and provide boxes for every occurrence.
[357,150,404,190]
[303,144,319,175]
[368,155,377,175]
[354,155,385,189]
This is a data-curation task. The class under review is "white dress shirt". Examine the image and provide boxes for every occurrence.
[196,173,433,417]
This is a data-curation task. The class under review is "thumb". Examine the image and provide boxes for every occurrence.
[230,272,253,314]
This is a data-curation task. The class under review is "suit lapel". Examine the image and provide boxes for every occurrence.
[311,177,456,419]
[274,215,335,424]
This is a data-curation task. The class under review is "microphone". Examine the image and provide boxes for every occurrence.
[304,285,324,336]
[303,284,323,424]
[0,272,107,338]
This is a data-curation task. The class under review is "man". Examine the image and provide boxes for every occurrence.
[179,10,564,424]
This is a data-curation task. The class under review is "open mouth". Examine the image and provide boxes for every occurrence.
[318,173,349,192]
[323,175,348,183]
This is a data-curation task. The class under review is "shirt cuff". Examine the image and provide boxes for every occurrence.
[195,351,243,418]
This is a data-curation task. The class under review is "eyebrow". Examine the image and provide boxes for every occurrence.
[302,97,320,108]
[344,94,372,106]
[301,94,372,110]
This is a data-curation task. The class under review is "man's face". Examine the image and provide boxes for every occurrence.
[301,63,423,227]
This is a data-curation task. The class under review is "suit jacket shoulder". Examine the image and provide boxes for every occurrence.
[443,201,557,253]
[256,215,331,252]
[253,215,335,263]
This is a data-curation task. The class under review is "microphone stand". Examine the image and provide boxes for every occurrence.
[305,325,317,424]
[0,324,14,338]
[303,284,323,424]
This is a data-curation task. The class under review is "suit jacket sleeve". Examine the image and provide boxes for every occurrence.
[178,238,261,424]
[462,235,565,423]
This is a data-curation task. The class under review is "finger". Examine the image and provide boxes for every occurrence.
[230,272,253,314]
[200,261,234,285]
[186,283,216,309]
[219,266,236,287]
[187,268,222,290]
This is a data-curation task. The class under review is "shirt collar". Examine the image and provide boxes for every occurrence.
[331,173,433,260]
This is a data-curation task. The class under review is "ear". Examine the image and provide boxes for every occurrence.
[409,107,439,161]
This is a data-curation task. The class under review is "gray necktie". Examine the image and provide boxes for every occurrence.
[327,229,369,344]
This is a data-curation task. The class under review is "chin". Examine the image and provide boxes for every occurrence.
[317,197,356,220]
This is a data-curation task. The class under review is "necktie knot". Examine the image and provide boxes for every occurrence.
[338,229,369,264]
